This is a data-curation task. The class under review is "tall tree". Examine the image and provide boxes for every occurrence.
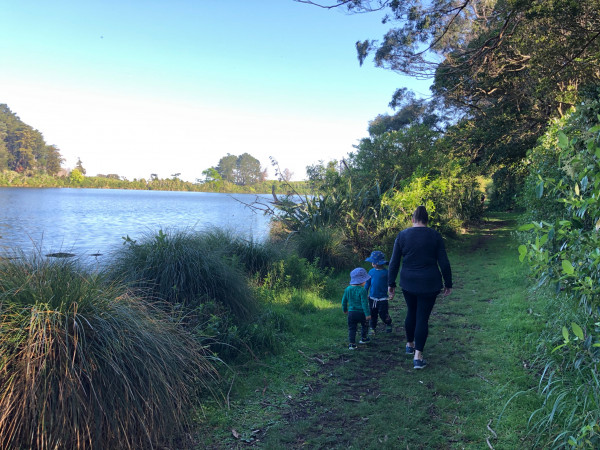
[297,0,600,169]
[0,104,65,174]
[216,154,237,182]
[282,168,294,182]
[45,145,64,175]
[12,129,36,173]
[236,153,261,185]
[75,158,86,175]
[0,122,8,171]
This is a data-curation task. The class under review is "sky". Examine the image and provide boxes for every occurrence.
[2,0,431,182]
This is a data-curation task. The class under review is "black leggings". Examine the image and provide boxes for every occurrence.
[402,290,438,352]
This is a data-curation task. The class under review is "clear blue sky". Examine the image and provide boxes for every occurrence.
[2,0,431,181]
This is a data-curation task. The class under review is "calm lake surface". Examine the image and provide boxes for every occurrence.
[0,188,273,258]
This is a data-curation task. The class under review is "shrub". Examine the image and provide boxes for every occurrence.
[192,301,289,362]
[0,254,217,449]
[380,169,484,237]
[281,253,333,292]
[519,96,600,447]
[107,228,258,322]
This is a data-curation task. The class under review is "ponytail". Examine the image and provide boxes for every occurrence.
[412,205,428,225]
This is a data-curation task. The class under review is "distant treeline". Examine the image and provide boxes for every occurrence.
[0,103,310,194]
[0,169,311,194]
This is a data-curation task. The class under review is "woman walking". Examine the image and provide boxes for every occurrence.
[387,205,453,369]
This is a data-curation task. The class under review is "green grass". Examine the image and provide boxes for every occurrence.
[194,213,546,448]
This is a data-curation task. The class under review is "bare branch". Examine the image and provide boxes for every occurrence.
[293,0,390,12]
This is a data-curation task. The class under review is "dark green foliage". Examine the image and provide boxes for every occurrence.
[107,228,258,322]
[256,253,337,303]
[0,254,217,449]
[487,164,526,212]
[215,152,263,185]
[0,104,64,174]
[192,300,290,362]
[519,97,600,447]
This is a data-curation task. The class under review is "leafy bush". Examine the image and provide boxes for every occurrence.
[380,168,484,236]
[193,300,289,362]
[107,228,258,322]
[519,96,600,447]
[0,254,217,449]
[518,115,571,223]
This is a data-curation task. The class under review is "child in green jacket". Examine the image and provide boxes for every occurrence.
[342,267,372,350]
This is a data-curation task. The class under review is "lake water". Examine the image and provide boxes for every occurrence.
[0,188,274,259]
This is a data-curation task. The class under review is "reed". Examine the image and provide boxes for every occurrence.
[0,253,218,449]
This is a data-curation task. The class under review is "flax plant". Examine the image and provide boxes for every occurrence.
[0,254,217,449]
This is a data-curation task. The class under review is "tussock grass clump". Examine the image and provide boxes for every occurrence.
[201,228,282,276]
[291,228,352,270]
[0,255,217,450]
[108,228,258,321]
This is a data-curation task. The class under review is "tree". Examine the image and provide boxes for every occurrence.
[200,167,222,183]
[353,123,442,183]
[305,160,340,189]
[69,169,84,183]
[298,0,600,169]
[216,154,237,183]
[75,158,86,175]
[259,167,268,182]
[282,168,294,182]
[45,145,64,175]
[216,153,262,186]
[0,122,8,171]
[236,153,261,185]
[12,129,36,173]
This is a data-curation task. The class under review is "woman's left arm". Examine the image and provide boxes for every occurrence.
[437,235,453,290]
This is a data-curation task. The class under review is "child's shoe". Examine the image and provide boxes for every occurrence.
[369,328,376,336]
[359,337,371,344]
[348,343,357,350]
[385,325,393,333]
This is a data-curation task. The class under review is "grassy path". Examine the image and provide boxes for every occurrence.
[198,215,544,449]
